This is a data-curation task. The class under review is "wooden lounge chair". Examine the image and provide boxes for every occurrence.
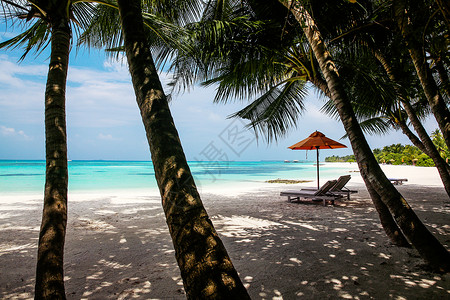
[280,180,342,206]
[388,178,408,185]
[302,175,358,200]
[329,175,357,199]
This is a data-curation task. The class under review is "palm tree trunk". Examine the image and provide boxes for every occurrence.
[435,0,450,28]
[116,0,250,298]
[394,0,450,150]
[402,101,450,185]
[35,25,70,299]
[397,119,428,153]
[280,0,450,272]
[310,76,330,98]
[374,50,450,197]
[366,181,411,247]
[308,56,410,245]
[435,60,450,98]
[404,46,450,150]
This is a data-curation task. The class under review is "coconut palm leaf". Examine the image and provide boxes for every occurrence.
[230,76,307,142]
[0,18,50,60]
[1,0,99,59]
[78,0,198,68]
[340,116,392,140]
[169,16,275,93]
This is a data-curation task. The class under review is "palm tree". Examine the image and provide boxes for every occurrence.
[311,0,450,197]
[279,0,449,272]
[1,1,96,298]
[114,0,250,298]
[323,42,450,196]
[374,51,450,194]
[394,0,450,150]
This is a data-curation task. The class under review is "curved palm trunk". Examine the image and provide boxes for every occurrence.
[374,50,450,197]
[435,60,450,98]
[404,46,450,150]
[402,101,450,185]
[303,23,410,248]
[116,0,250,298]
[397,119,428,153]
[435,0,450,33]
[365,181,411,247]
[281,0,450,272]
[35,25,70,299]
[394,0,450,150]
[310,76,330,98]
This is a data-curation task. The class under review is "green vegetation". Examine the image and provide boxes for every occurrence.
[326,130,449,167]
[373,144,434,166]
[325,155,356,163]
[374,130,449,167]
[266,179,312,184]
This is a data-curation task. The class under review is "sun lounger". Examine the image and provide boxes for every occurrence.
[389,178,408,185]
[280,180,342,206]
[302,175,358,199]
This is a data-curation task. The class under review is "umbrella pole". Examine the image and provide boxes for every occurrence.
[316,146,319,189]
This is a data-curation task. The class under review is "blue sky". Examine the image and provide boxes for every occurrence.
[0,25,439,162]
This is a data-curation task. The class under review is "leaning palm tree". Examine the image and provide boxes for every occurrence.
[307,0,450,197]
[82,0,251,298]
[279,0,449,272]
[393,0,450,150]
[320,39,450,197]
[172,0,450,271]
[1,0,95,298]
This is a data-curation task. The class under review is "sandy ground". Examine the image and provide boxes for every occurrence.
[0,163,449,299]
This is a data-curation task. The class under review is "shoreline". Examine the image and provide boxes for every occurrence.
[0,162,444,200]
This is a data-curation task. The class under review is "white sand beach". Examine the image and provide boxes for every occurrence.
[1,163,449,299]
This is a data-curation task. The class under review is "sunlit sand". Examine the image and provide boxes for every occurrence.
[0,163,449,299]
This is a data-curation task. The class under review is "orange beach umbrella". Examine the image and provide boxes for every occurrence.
[288,131,347,189]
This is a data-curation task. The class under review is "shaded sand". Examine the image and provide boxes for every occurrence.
[1,164,449,299]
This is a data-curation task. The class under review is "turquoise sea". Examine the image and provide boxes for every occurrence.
[0,160,354,194]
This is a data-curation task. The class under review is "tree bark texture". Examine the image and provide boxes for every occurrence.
[117,0,250,298]
[35,25,70,299]
[396,119,427,153]
[394,0,450,150]
[435,60,450,98]
[281,0,450,272]
[365,182,411,247]
[310,47,410,245]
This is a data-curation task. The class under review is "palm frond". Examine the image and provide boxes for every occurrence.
[78,2,193,67]
[77,4,123,57]
[341,117,391,139]
[169,16,272,92]
[230,78,308,142]
[0,18,50,60]
[142,0,203,26]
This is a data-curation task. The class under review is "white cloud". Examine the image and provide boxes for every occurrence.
[98,133,119,141]
[0,52,430,160]
[0,56,46,126]
[208,112,223,122]
[0,125,31,140]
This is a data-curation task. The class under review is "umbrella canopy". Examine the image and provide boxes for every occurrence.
[288,131,347,188]
[288,131,347,150]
